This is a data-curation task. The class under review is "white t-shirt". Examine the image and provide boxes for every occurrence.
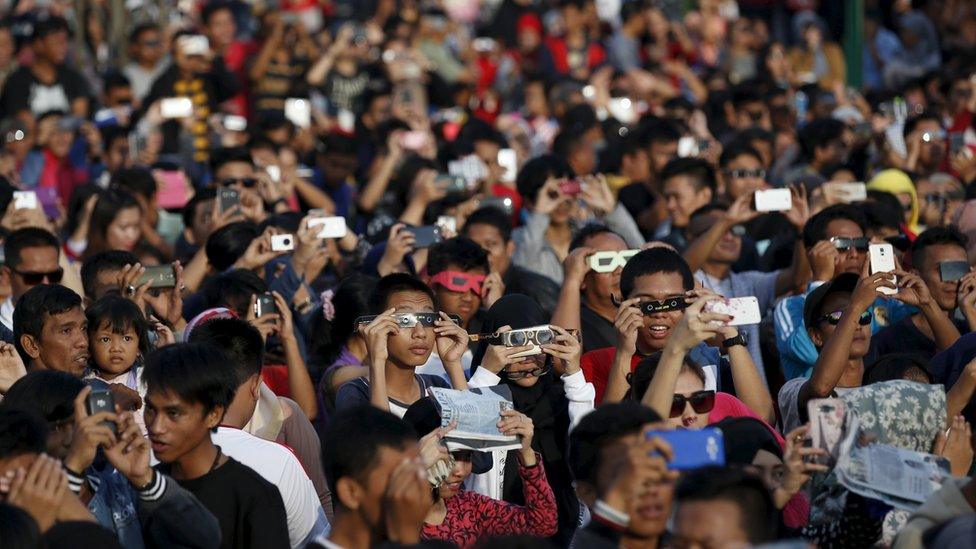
[213,427,329,548]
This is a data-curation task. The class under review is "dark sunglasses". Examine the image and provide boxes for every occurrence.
[818,309,872,326]
[669,390,716,418]
[724,168,766,179]
[830,236,870,252]
[884,234,911,252]
[11,267,64,285]
[219,177,257,188]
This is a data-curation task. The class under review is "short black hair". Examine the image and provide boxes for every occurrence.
[201,268,267,317]
[142,343,237,425]
[200,0,233,25]
[209,147,253,176]
[182,188,217,229]
[675,466,777,545]
[568,402,662,485]
[660,157,716,192]
[911,226,968,270]
[13,285,82,364]
[552,130,587,159]
[80,250,139,299]
[628,352,704,401]
[719,142,764,168]
[1,370,84,423]
[637,116,681,147]
[128,22,159,44]
[516,154,574,203]
[864,353,933,384]
[801,204,868,248]
[462,207,513,242]
[322,405,417,506]
[903,110,942,140]
[370,273,436,314]
[205,221,260,272]
[86,294,151,355]
[0,409,47,461]
[5,228,59,271]
[32,15,70,41]
[862,198,904,235]
[111,167,156,200]
[188,317,265,382]
[102,72,131,94]
[799,118,846,158]
[569,223,622,251]
[620,247,695,297]
[427,237,490,277]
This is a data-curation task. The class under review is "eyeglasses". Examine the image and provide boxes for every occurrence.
[830,236,869,252]
[724,168,767,179]
[638,297,687,314]
[669,390,716,418]
[355,312,461,327]
[10,267,64,285]
[817,309,872,326]
[884,234,911,252]
[218,177,257,188]
[588,249,640,273]
[501,362,551,380]
[429,271,485,294]
[921,129,947,143]
[730,225,746,237]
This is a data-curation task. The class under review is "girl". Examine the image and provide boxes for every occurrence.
[72,188,144,259]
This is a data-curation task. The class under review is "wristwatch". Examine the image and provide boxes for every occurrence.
[722,333,748,348]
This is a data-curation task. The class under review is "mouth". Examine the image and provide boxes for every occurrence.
[646,325,671,339]
[150,438,169,453]
[73,353,90,366]
[109,356,126,363]
[409,346,431,356]
[682,416,697,428]
[635,503,665,521]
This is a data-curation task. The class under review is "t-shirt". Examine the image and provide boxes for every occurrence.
[335,374,450,418]
[0,65,90,116]
[580,344,722,405]
[777,377,856,434]
[580,303,616,353]
[868,315,969,360]
[164,456,290,549]
[212,427,327,548]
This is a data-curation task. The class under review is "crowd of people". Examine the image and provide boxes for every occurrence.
[0,0,975,547]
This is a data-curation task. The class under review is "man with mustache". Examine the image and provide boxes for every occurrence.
[13,283,89,376]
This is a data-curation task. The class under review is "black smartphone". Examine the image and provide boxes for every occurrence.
[435,174,468,195]
[137,265,176,289]
[479,197,514,215]
[950,133,965,155]
[86,390,117,434]
[218,188,240,214]
[940,260,970,282]
[404,225,442,248]
[254,293,278,318]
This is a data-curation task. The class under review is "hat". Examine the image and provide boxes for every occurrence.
[402,398,494,475]
[517,13,543,36]
[803,272,860,328]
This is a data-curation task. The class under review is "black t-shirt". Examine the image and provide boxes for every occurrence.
[581,302,616,353]
[163,456,289,549]
[0,65,90,116]
[618,182,655,237]
[868,315,969,362]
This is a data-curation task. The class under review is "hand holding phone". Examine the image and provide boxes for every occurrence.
[403,226,442,248]
[754,189,792,212]
[869,243,897,296]
[645,428,725,470]
[807,398,846,466]
[703,297,762,326]
[86,390,118,435]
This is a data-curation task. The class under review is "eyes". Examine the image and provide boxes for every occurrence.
[96,335,135,344]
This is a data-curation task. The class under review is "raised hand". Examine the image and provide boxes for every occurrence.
[480,272,505,309]
[541,325,582,375]
[0,341,26,393]
[361,308,399,366]
[103,412,154,488]
[433,312,469,364]
[613,297,644,356]
[63,386,119,473]
[383,457,433,544]
[498,409,536,465]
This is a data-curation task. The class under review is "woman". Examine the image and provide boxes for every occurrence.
[787,11,846,89]
[868,169,921,235]
[403,398,558,548]
[468,294,595,544]
[72,188,143,259]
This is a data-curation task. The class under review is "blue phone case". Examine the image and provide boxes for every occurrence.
[645,428,726,470]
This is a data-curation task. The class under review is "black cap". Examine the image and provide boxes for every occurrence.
[803,272,860,328]
[402,398,494,475]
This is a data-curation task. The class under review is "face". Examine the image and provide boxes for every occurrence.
[46,415,75,459]
[106,207,142,252]
[134,29,164,65]
[808,292,871,358]
[664,175,712,229]
[747,449,785,492]
[917,177,965,227]
[28,307,89,375]
[189,198,216,245]
[722,154,767,200]
[9,245,60,301]
[432,267,485,327]
[824,218,867,274]
[91,268,123,302]
[628,272,688,353]
[347,443,420,533]
[91,322,140,375]
[916,244,969,311]
[206,9,236,50]
[582,232,629,301]
[622,148,651,183]
[649,140,678,175]
[465,223,513,275]
[915,119,946,170]
[385,291,436,368]
[36,31,69,64]
[688,212,741,264]
[144,389,221,464]
[735,102,770,131]
[668,369,707,429]
[438,451,473,499]
[104,135,131,172]
[318,152,357,188]
[595,431,675,538]
[502,352,549,388]
[672,499,750,549]
[215,160,256,190]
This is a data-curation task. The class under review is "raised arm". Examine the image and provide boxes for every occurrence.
[549,247,592,332]
[273,292,318,419]
[719,325,774,423]
[361,309,399,411]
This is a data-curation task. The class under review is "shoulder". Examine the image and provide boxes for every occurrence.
[581,347,616,368]
[420,374,451,389]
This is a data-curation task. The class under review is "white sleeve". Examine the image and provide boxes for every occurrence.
[468,368,501,389]
[562,370,595,429]
[279,450,323,548]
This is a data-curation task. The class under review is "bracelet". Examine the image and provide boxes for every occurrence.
[592,499,630,530]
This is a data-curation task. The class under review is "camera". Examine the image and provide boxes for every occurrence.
[271,234,295,252]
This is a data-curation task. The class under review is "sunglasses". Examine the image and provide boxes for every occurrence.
[670,390,716,418]
[884,234,911,252]
[11,267,64,285]
[355,312,461,328]
[219,177,257,188]
[724,168,766,179]
[429,271,485,294]
[588,249,639,273]
[817,309,872,326]
[830,236,869,252]
[611,294,688,313]
[730,224,746,237]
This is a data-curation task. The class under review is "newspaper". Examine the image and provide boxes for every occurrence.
[428,385,522,452]
[836,440,951,511]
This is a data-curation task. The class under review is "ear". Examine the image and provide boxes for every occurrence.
[20,334,40,360]
[183,227,197,246]
[575,481,596,508]
[505,239,515,257]
[249,375,261,399]
[716,172,727,197]
[206,405,225,430]
[807,327,824,348]
[336,476,363,511]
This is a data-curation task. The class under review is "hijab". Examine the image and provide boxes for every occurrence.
[868,169,920,234]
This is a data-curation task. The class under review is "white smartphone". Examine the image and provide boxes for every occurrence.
[497,149,517,183]
[179,35,209,56]
[337,109,355,133]
[705,297,762,326]
[436,215,457,233]
[869,243,897,295]
[307,216,347,239]
[271,233,296,252]
[223,114,247,132]
[807,398,847,466]
[284,98,311,129]
[160,97,193,119]
[266,165,281,183]
[826,182,868,203]
[754,188,792,212]
[677,136,699,158]
[12,191,37,210]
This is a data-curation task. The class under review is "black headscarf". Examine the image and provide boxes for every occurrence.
[472,294,579,544]
[712,416,783,465]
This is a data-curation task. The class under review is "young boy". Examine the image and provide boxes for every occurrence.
[143,343,290,549]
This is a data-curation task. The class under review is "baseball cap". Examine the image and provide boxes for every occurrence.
[803,272,860,328]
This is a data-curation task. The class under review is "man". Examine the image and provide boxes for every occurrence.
[618,118,680,237]
[0,16,90,118]
[187,318,329,547]
[143,343,290,548]
[123,24,167,104]
[80,250,140,303]
[568,402,676,548]
[0,227,64,334]
[176,188,217,262]
[580,247,722,404]
[313,134,359,218]
[311,405,431,549]
[916,173,965,229]
[903,111,947,178]
[783,118,850,185]
[553,130,598,179]
[188,317,332,523]
[13,284,88,376]
[870,227,967,358]
[655,158,716,252]
[671,467,778,547]
[462,206,560,316]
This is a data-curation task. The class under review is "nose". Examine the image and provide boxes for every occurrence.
[410,324,426,339]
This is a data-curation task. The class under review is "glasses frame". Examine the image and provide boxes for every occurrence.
[669,390,716,418]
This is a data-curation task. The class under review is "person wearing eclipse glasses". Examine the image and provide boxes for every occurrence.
[334,273,471,419]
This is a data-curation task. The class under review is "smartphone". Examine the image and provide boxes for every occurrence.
[807,398,846,466]
[472,37,495,52]
[271,234,295,252]
[869,243,897,295]
[308,216,347,239]
[436,215,457,233]
[704,297,762,326]
[284,98,311,129]
[400,131,429,151]
[754,188,792,212]
[940,260,970,282]
[86,390,117,435]
[498,148,517,183]
[403,225,442,248]
[137,265,176,289]
[337,109,356,133]
[677,136,699,158]
[645,428,725,471]
[479,196,514,215]
[217,188,240,214]
[559,179,584,196]
[607,97,637,124]
[254,293,278,318]
[222,114,247,132]
[950,133,965,155]
[435,174,468,195]
[266,165,281,183]
[825,181,867,203]
[179,35,209,56]
[12,190,37,210]
[160,97,193,119]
